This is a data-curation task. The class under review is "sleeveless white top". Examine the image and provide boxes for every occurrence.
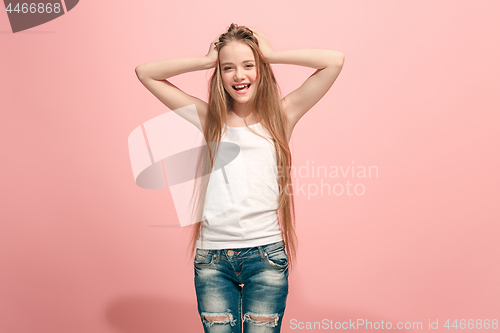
[196,122,283,249]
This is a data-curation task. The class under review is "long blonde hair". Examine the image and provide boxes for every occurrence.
[188,23,298,269]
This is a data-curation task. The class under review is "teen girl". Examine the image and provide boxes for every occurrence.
[135,23,344,333]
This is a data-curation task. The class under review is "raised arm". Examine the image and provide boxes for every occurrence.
[252,29,344,136]
[271,49,344,124]
[135,35,220,132]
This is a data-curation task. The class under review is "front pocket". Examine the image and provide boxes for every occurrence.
[194,250,215,267]
[265,247,288,268]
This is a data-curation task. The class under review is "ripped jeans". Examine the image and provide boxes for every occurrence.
[194,241,289,332]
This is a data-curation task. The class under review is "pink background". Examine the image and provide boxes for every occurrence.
[1,0,499,332]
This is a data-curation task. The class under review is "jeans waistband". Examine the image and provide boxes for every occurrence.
[206,241,284,262]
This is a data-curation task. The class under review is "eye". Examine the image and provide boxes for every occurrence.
[246,64,254,68]
[223,66,232,70]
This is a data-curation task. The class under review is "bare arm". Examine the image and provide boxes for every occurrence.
[251,28,344,139]
[135,56,214,81]
[135,36,220,132]
[269,49,344,129]
[267,49,344,70]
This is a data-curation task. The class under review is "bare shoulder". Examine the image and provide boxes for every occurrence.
[192,100,209,134]
[174,99,209,134]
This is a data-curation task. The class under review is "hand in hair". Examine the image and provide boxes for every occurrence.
[205,33,223,67]
[249,27,274,60]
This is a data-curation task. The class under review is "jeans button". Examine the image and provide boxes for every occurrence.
[227,250,234,257]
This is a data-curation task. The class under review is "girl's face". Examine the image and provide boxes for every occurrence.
[219,41,258,106]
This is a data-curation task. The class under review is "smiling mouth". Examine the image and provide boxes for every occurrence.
[232,84,250,91]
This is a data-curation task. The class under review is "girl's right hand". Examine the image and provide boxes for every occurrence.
[205,34,221,68]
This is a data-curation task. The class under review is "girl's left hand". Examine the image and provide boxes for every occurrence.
[250,27,274,60]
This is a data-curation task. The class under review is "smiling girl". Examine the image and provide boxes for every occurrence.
[135,23,344,332]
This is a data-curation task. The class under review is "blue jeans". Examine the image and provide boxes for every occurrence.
[194,241,289,332]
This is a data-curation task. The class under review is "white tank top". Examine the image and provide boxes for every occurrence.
[196,122,283,249]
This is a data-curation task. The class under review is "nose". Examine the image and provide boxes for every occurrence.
[234,67,245,81]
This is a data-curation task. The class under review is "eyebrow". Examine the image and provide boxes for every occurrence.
[220,60,255,66]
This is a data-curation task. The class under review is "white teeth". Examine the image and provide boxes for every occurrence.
[234,84,247,89]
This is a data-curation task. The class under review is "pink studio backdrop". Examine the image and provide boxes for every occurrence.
[1,1,499,332]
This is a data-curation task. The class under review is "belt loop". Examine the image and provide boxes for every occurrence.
[258,245,265,260]
[212,250,217,264]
